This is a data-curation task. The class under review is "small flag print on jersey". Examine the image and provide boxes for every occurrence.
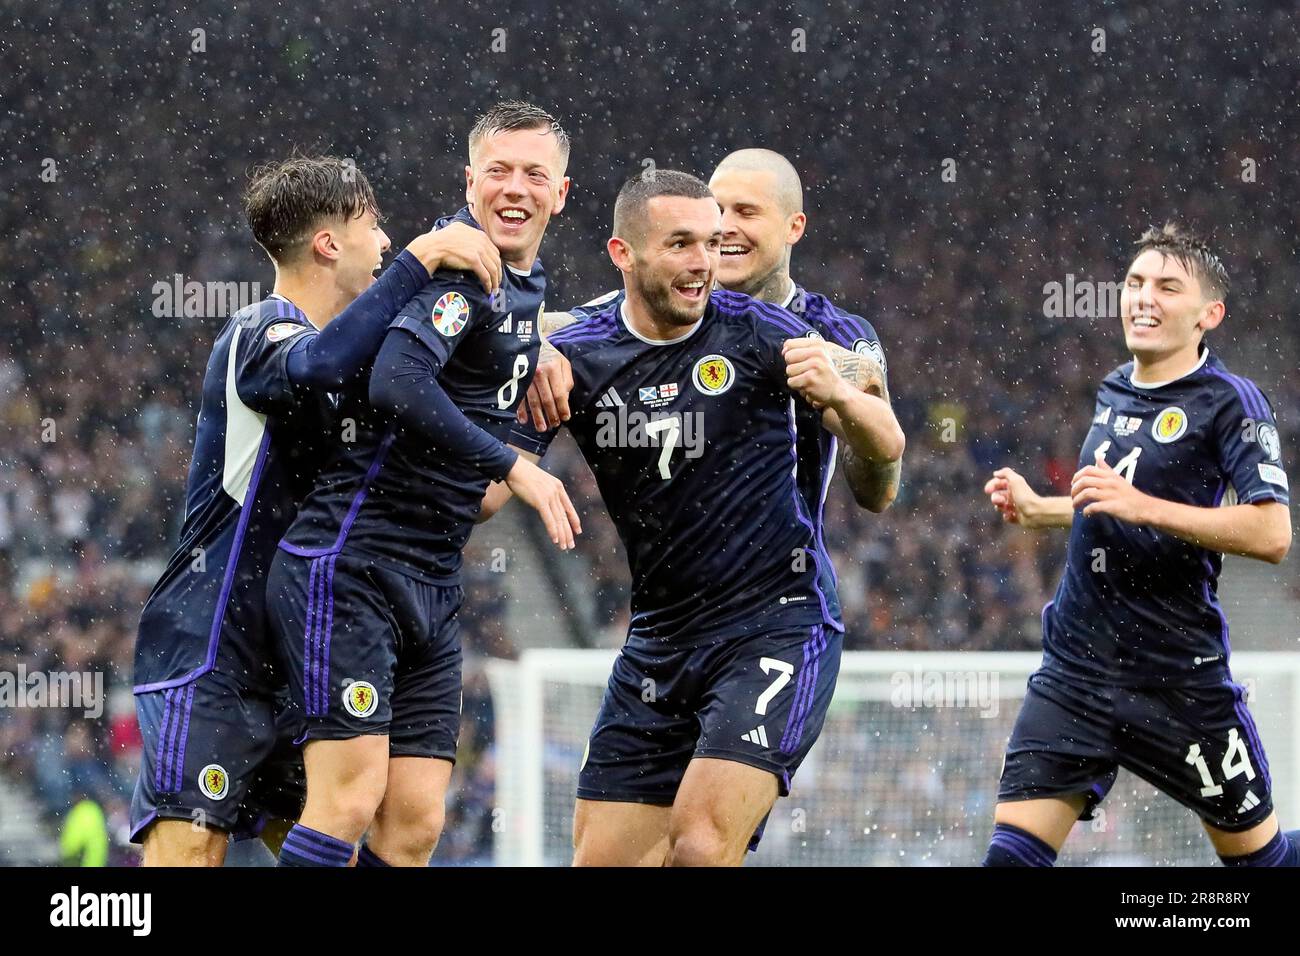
[431,291,470,337]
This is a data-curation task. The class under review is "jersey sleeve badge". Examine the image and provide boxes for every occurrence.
[431,291,471,336]
[1257,423,1281,461]
[266,321,310,343]
[853,337,888,375]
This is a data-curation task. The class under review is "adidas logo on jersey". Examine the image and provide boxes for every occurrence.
[1238,789,1261,814]
[741,725,769,747]
[496,313,534,340]
[595,387,625,408]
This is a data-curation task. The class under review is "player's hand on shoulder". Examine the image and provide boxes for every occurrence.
[517,347,574,431]
[504,456,582,550]
[1070,448,1148,524]
[783,337,848,411]
[405,221,502,292]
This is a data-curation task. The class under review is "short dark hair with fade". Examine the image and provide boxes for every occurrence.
[243,153,379,263]
[613,169,715,246]
[1132,222,1230,300]
[468,100,570,169]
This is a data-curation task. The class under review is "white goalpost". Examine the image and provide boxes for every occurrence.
[487,650,1300,866]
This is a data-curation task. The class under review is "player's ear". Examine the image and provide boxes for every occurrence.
[1197,300,1226,333]
[786,212,807,246]
[464,165,475,208]
[607,236,634,273]
[551,176,571,216]
[310,228,341,263]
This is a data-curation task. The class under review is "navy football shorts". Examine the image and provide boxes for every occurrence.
[578,623,841,808]
[267,551,463,760]
[998,667,1274,832]
[131,671,304,842]
[232,690,307,840]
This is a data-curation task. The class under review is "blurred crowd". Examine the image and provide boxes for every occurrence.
[2,0,1298,862]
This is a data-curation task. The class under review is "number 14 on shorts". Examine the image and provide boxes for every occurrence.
[1185,728,1255,798]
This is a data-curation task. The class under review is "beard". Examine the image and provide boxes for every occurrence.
[632,271,707,327]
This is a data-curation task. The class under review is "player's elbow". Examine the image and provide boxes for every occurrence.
[368,365,403,417]
[881,423,906,465]
[1261,530,1291,564]
[850,464,902,513]
[854,480,898,514]
[476,481,512,524]
[1254,503,1292,564]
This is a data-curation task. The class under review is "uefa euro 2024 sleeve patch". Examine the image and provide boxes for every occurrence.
[266,322,310,343]
[431,291,471,337]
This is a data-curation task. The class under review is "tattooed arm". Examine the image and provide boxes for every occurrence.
[791,341,905,513]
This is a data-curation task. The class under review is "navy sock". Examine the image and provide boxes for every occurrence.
[983,822,1058,867]
[1220,827,1300,867]
[356,842,392,867]
[277,824,355,867]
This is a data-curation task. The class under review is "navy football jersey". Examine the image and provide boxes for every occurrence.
[280,207,544,582]
[134,297,336,691]
[565,283,887,593]
[1044,347,1290,687]
[511,290,845,647]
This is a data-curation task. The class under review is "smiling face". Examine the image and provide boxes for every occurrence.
[616,195,722,327]
[465,126,569,267]
[1121,249,1224,364]
[708,166,805,295]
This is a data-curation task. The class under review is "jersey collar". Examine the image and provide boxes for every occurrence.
[267,293,307,320]
[779,280,800,310]
[619,299,705,346]
[1129,346,1210,389]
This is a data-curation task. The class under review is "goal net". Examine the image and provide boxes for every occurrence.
[487,650,1300,866]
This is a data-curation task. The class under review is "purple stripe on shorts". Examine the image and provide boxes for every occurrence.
[780,629,817,752]
[311,556,329,715]
[171,683,197,793]
[161,687,186,793]
[154,688,175,791]
[320,553,338,715]
[1231,686,1272,789]
[788,628,826,750]
[316,555,332,714]
[303,556,320,716]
